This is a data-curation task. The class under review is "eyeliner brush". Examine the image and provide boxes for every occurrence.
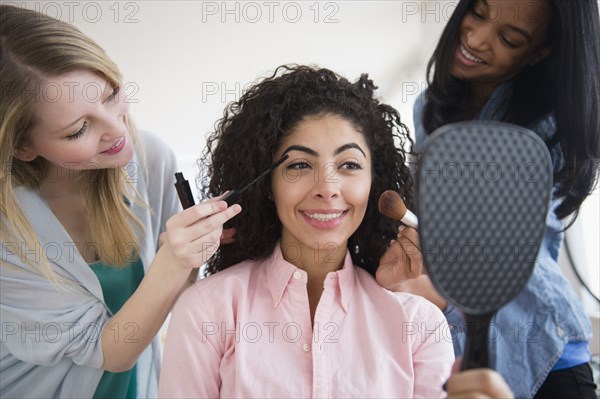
[222,154,289,207]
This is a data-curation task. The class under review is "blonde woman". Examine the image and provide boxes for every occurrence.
[0,5,240,397]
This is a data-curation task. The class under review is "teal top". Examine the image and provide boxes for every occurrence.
[90,258,145,399]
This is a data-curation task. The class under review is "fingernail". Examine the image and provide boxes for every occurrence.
[399,225,406,232]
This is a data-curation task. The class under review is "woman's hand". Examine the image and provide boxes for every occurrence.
[376,226,423,288]
[376,226,447,310]
[101,196,241,372]
[161,226,237,248]
[161,197,241,270]
[446,359,514,399]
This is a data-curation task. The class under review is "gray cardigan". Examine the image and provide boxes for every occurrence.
[1,132,180,398]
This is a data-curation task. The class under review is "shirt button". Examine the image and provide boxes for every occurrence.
[293,271,302,280]
[557,326,564,337]
[303,343,311,352]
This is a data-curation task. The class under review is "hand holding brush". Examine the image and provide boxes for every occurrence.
[376,190,448,309]
[376,190,423,285]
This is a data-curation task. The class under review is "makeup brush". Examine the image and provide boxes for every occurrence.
[378,190,418,229]
[222,154,289,207]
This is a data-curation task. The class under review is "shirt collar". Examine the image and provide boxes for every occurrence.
[264,243,356,312]
[264,245,296,308]
[476,80,513,121]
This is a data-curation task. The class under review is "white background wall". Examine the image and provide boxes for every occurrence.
[8,0,598,349]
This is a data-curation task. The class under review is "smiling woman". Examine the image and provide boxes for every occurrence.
[0,5,239,398]
[397,0,600,397]
[158,65,455,398]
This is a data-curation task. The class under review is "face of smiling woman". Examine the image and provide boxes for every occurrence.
[451,0,552,86]
[15,70,134,173]
[271,113,372,257]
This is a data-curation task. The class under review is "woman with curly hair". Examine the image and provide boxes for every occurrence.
[158,65,454,398]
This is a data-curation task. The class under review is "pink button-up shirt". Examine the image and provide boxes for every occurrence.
[159,245,454,398]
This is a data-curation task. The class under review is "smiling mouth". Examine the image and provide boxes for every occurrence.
[459,43,486,64]
[302,211,346,222]
[101,137,125,154]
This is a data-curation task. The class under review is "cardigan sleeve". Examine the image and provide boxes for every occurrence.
[0,253,108,368]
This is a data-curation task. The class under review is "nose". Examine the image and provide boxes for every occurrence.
[311,162,340,200]
[100,101,129,141]
[465,23,491,52]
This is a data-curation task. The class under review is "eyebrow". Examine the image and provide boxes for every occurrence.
[281,143,367,158]
[479,0,532,43]
[335,143,367,157]
[281,145,318,157]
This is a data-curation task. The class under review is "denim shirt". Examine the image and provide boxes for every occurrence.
[413,85,592,398]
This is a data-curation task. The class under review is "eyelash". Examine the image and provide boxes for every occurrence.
[342,161,363,170]
[500,35,518,48]
[469,7,484,20]
[106,86,120,102]
[287,161,310,170]
[469,8,519,49]
[64,87,120,141]
[286,161,363,170]
[66,122,88,141]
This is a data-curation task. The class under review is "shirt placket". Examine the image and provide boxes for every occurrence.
[311,274,337,398]
[286,270,315,395]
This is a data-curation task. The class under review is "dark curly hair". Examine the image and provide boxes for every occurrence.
[198,65,413,277]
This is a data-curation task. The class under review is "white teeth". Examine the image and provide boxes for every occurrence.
[304,212,343,222]
[109,137,123,150]
[460,44,484,63]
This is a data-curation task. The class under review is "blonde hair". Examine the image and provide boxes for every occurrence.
[0,5,144,282]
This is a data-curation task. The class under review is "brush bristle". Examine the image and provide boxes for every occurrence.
[378,190,408,221]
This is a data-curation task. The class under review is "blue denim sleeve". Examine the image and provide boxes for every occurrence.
[413,91,429,153]
[443,304,466,357]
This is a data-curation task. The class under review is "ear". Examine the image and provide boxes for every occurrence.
[530,45,552,66]
[13,147,37,162]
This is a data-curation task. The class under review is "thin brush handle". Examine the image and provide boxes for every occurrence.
[222,168,271,207]
[222,154,289,207]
